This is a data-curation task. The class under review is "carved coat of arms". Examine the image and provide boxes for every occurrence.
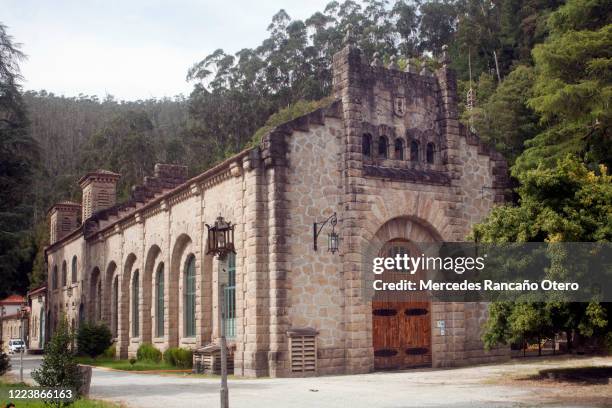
[394,96,406,117]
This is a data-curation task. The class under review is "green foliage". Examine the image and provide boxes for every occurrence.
[474,155,612,242]
[32,318,82,404]
[0,22,39,297]
[102,344,116,359]
[462,65,540,164]
[136,343,162,363]
[249,97,333,147]
[0,342,10,375]
[162,347,193,369]
[476,156,611,350]
[513,0,612,175]
[76,323,112,358]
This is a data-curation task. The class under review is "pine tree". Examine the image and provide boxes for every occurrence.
[513,0,612,175]
[31,318,81,406]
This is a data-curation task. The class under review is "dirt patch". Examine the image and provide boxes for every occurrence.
[537,366,612,384]
[496,366,612,407]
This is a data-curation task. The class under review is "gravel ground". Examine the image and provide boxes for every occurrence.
[8,354,611,408]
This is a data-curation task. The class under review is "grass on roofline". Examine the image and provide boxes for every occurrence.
[0,379,120,407]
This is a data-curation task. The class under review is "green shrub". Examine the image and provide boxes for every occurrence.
[248,97,333,147]
[76,323,112,358]
[103,344,116,359]
[136,343,162,362]
[32,318,82,399]
[0,342,10,375]
[163,347,193,368]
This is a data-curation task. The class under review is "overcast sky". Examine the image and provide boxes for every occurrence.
[3,0,330,100]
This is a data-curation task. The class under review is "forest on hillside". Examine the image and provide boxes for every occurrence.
[1,0,610,344]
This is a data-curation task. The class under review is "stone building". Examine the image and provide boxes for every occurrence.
[27,285,47,351]
[45,44,509,377]
[1,294,27,352]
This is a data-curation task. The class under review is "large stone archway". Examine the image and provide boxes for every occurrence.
[370,216,441,370]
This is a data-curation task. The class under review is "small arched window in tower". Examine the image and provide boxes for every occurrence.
[378,136,388,159]
[394,139,404,160]
[362,133,372,158]
[410,140,420,161]
[426,143,435,164]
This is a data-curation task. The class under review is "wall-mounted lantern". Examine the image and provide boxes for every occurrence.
[313,212,340,254]
[206,215,236,259]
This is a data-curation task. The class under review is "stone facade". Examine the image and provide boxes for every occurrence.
[27,286,47,351]
[44,45,509,377]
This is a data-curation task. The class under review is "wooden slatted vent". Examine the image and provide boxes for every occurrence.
[288,328,317,375]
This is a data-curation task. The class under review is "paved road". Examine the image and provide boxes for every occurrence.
[8,354,612,408]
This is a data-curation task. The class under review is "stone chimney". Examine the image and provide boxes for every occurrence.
[78,169,121,221]
[48,201,81,244]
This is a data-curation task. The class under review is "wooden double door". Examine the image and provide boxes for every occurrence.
[372,301,432,369]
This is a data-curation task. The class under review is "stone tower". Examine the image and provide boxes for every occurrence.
[78,170,120,221]
[48,201,81,244]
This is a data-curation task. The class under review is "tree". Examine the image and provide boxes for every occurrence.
[0,22,39,297]
[32,318,81,406]
[476,156,611,350]
[513,0,612,175]
[462,65,540,164]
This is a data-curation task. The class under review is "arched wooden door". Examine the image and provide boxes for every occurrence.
[372,240,432,370]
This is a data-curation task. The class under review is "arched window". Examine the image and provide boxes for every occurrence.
[155,263,165,337]
[362,134,372,158]
[132,269,140,337]
[410,140,420,161]
[52,265,58,289]
[61,261,67,287]
[426,143,435,164]
[184,255,196,337]
[112,276,119,337]
[394,139,404,160]
[224,253,236,338]
[378,136,388,158]
[39,309,45,345]
[71,256,78,283]
[96,280,102,321]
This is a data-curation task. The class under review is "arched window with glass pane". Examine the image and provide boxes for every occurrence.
[394,138,404,160]
[410,140,420,161]
[184,255,196,337]
[71,256,78,283]
[155,263,165,337]
[112,276,119,337]
[61,261,67,287]
[378,136,388,158]
[362,134,372,158]
[426,143,435,164]
[224,253,236,338]
[132,270,140,337]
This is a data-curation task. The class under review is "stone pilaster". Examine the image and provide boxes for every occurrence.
[238,150,270,377]
[262,130,292,377]
[333,45,373,374]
